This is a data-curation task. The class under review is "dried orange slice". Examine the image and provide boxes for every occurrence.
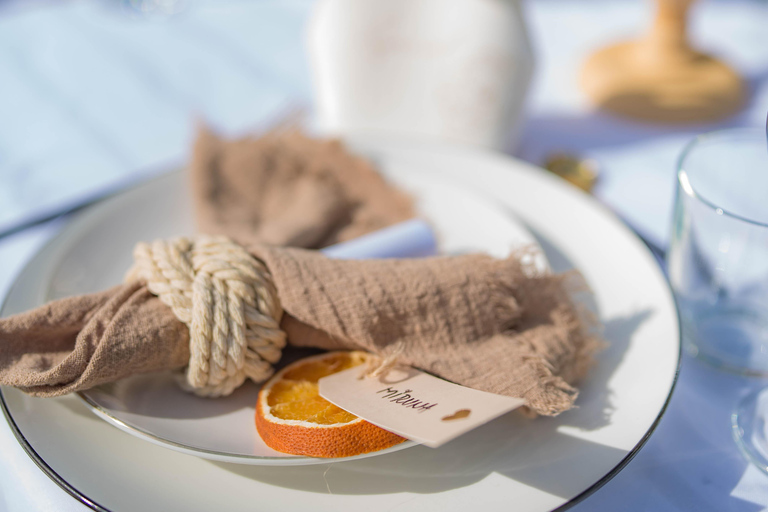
[255,351,406,458]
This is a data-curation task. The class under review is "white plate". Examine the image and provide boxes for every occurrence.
[0,138,680,512]
[55,169,542,466]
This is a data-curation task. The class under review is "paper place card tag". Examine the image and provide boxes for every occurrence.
[318,366,525,448]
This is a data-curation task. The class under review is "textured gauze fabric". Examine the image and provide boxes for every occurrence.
[0,130,601,416]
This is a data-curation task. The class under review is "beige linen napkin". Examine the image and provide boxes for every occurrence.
[0,129,601,416]
[190,128,415,249]
[0,245,599,416]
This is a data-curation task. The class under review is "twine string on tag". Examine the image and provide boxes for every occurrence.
[358,341,405,380]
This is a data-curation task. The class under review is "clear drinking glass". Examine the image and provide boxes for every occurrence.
[668,128,768,374]
[666,127,768,473]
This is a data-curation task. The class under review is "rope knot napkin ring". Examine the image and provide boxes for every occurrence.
[125,236,285,397]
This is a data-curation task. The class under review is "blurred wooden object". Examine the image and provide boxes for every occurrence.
[580,0,745,123]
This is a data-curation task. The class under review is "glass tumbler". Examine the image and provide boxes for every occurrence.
[667,128,768,375]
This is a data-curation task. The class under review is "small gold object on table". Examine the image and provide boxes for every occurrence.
[544,154,599,193]
[580,0,745,123]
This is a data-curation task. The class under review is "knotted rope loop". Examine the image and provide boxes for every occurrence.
[125,236,285,397]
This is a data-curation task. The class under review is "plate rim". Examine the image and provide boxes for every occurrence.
[0,141,682,512]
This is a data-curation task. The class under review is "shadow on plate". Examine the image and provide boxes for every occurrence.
[532,227,653,431]
[208,413,629,498]
[562,311,653,432]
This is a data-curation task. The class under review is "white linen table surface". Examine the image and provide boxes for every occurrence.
[1,0,768,510]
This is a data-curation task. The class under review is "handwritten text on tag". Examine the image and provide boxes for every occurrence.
[318,366,525,448]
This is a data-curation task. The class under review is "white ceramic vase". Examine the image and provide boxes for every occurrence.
[307,0,534,150]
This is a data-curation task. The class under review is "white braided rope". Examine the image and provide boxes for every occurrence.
[125,236,285,397]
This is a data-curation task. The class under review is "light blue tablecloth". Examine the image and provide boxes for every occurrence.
[1,1,768,510]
